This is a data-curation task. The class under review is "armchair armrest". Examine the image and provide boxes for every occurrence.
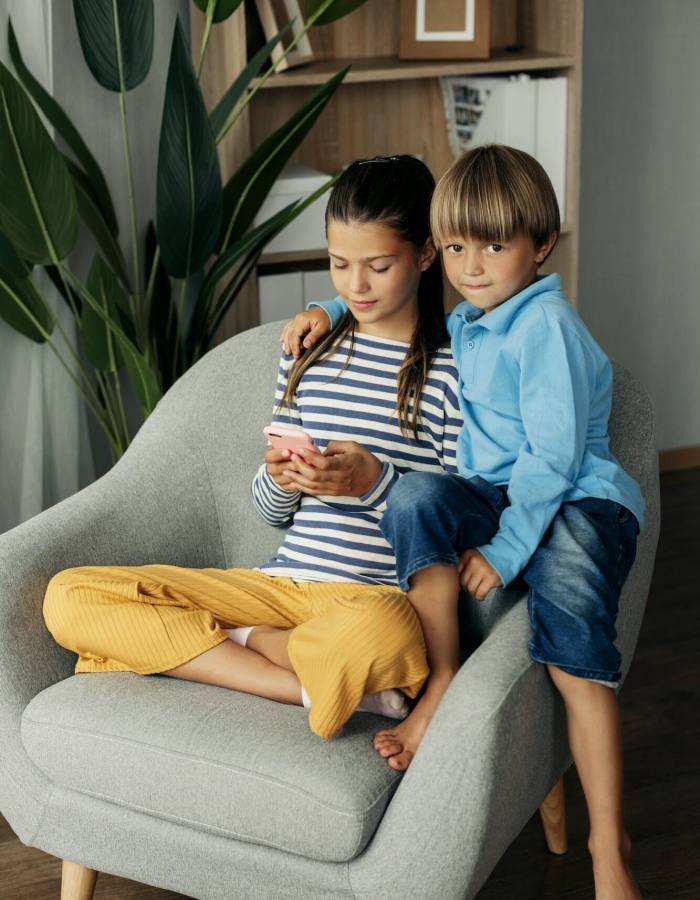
[350,597,570,900]
[0,414,224,718]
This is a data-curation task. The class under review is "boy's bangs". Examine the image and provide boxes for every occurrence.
[431,167,521,244]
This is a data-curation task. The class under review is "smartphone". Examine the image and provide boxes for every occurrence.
[263,423,320,454]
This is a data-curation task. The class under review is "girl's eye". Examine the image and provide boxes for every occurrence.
[446,244,463,254]
[370,266,389,273]
[331,262,347,270]
[486,243,504,254]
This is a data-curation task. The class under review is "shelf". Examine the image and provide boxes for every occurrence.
[258,49,576,89]
[259,224,573,267]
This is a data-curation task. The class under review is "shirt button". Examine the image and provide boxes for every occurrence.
[466,340,475,349]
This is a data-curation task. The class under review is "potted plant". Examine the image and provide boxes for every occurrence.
[0,0,368,462]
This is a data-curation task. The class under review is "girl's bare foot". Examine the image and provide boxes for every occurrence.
[372,674,452,771]
[590,833,642,899]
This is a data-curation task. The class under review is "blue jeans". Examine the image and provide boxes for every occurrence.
[381,472,640,685]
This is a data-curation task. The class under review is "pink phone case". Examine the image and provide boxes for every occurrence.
[263,424,319,453]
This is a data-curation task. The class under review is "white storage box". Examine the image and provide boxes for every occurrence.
[253,163,331,254]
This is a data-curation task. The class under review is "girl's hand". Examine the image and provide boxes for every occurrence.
[280,308,331,358]
[264,447,298,492]
[282,441,383,497]
[458,549,503,601]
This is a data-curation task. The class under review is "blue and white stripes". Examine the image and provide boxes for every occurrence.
[252,331,463,585]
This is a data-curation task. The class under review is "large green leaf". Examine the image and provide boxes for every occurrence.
[0,61,78,264]
[305,0,369,25]
[8,19,119,237]
[209,22,293,141]
[0,229,29,279]
[72,0,154,92]
[0,269,55,343]
[219,66,348,253]
[63,157,131,291]
[187,175,337,360]
[191,0,243,23]
[81,254,125,371]
[156,19,222,279]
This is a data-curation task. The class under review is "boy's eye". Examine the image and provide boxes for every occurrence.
[445,243,463,254]
[370,266,389,273]
[331,262,347,270]
[486,243,504,254]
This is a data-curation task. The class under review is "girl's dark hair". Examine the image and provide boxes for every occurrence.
[282,155,447,439]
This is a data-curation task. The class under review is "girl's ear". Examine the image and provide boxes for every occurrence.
[534,231,559,264]
[419,237,438,271]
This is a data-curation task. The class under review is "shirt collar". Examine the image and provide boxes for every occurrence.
[452,273,562,334]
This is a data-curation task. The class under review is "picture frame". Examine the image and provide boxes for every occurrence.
[399,0,491,61]
[254,0,315,71]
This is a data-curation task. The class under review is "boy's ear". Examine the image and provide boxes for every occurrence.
[534,231,559,264]
[420,236,438,271]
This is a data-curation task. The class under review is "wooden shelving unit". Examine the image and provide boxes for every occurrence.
[255,49,576,88]
[192,0,583,335]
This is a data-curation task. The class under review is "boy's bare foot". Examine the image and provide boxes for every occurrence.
[372,674,452,771]
[590,833,642,899]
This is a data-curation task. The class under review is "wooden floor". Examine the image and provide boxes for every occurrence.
[2,468,697,899]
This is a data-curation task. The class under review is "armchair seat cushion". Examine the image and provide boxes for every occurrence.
[20,672,402,862]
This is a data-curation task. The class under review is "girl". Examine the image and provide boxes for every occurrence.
[43,155,464,741]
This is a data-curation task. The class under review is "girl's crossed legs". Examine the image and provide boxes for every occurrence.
[43,565,428,740]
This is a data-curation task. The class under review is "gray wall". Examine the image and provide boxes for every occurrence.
[579,0,700,452]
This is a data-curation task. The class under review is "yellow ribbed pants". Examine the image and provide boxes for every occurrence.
[43,565,428,739]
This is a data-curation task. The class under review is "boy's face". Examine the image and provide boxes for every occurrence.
[440,232,556,312]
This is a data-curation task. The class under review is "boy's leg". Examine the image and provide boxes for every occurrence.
[546,667,638,898]
[375,472,507,769]
[523,498,641,899]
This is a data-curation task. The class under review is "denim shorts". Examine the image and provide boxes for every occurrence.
[380,471,640,685]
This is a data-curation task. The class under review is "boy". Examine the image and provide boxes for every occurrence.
[282,145,644,900]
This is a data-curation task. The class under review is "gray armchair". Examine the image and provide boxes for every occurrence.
[0,323,660,900]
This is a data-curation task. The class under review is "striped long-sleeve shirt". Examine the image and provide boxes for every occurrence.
[252,331,463,586]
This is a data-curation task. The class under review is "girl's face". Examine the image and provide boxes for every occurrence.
[327,219,436,341]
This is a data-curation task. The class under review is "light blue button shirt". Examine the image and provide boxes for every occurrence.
[310,273,645,586]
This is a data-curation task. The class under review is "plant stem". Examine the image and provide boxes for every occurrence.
[217,0,337,145]
[112,368,131,447]
[172,276,188,382]
[95,370,125,457]
[196,0,217,80]
[112,1,142,334]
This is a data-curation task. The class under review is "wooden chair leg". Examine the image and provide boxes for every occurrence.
[61,859,99,900]
[538,776,568,854]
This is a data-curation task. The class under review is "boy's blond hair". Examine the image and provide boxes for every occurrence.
[431,145,560,251]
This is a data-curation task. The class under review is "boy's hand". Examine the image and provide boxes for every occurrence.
[264,447,298,492]
[458,549,502,601]
[282,442,383,497]
[280,308,331,358]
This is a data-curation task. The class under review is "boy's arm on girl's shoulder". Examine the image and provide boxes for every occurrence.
[476,312,598,586]
[251,353,302,527]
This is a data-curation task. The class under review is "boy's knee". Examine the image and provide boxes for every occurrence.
[386,471,449,515]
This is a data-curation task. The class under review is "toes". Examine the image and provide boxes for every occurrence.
[388,750,414,771]
[373,737,402,756]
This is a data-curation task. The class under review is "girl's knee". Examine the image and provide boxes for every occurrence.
[43,568,93,645]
